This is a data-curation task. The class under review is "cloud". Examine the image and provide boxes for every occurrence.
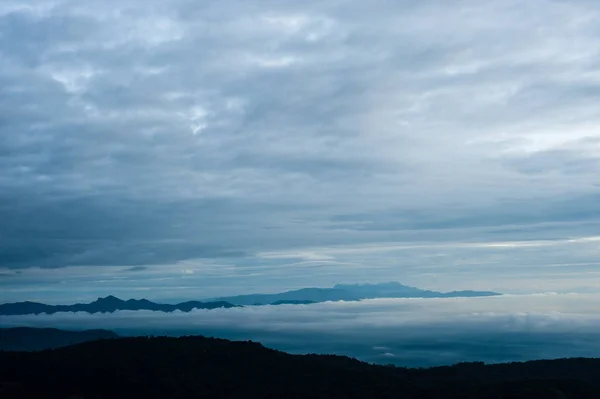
[3,231,600,305]
[4,294,600,366]
[1,0,600,299]
[122,266,148,273]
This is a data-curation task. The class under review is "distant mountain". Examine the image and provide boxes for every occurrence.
[333,282,500,298]
[0,327,118,351]
[270,299,316,305]
[0,296,236,316]
[3,334,600,398]
[214,282,500,306]
[0,283,499,315]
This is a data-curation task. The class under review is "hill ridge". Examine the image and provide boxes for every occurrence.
[0,296,237,316]
[1,334,599,398]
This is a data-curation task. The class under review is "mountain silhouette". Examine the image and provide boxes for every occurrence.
[2,333,600,398]
[0,327,118,351]
[0,283,500,315]
[0,296,236,316]
[214,281,500,305]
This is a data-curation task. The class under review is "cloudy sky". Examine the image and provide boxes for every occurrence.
[2,0,600,303]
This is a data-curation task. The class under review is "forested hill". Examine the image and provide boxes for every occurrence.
[0,327,118,351]
[2,335,600,398]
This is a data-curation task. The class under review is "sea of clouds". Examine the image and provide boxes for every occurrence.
[4,293,600,367]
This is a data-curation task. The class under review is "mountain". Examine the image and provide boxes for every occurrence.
[0,296,236,316]
[214,282,500,305]
[0,327,118,351]
[1,334,600,398]
[333,282,500,298]
[0,283,500,315]
[270,299,316,305]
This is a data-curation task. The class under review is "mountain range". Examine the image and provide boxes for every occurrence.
[0,296,236,316]
[212,282,501,305]
[0,282,500,315]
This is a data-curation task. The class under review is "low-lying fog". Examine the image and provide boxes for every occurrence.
[4,293,600,367]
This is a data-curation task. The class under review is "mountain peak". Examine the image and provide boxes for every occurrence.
[216,282,501,306]
[95,295,123,303]
[334,282,409,289]
[126,298,152,304]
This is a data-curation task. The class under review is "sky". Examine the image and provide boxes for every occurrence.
[2,0,600,304]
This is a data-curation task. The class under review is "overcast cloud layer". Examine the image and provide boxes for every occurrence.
[2,0,600,302]
[4,294,600,366]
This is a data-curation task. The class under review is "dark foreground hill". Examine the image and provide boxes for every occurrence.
[2,335,600,398]
[0,327,118,351]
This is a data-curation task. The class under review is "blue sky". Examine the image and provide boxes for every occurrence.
[2,0,600,303]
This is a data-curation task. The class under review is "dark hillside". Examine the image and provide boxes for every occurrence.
[0,327,118,351]
[2,335,600,398]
